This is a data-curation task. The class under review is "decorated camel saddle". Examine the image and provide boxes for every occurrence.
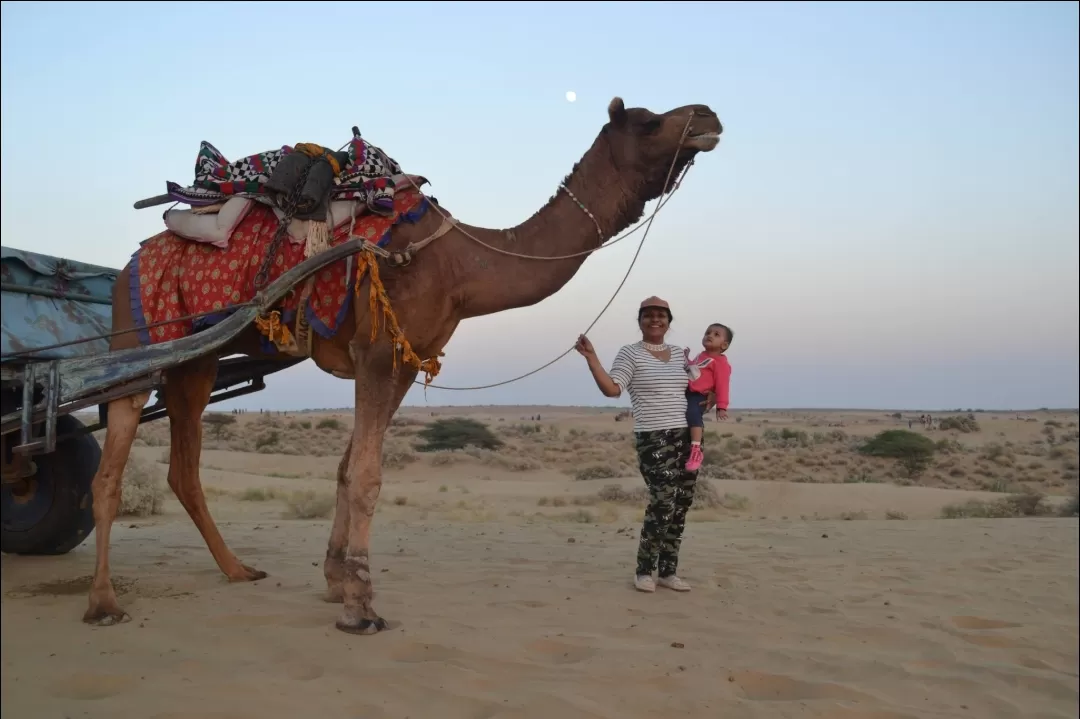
[130,127,444,360]
[154,127,429,259]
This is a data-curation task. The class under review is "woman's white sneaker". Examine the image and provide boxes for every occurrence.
[657,575,691,592]
[634,575,656,592]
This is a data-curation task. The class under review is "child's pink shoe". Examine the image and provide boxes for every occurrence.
[686,444,704,471]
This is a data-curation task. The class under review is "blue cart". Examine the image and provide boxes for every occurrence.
[1,239,369,555]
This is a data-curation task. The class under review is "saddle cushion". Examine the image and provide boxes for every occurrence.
[130,188,430,349]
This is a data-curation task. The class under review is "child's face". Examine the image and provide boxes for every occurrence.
[702,325,729,353]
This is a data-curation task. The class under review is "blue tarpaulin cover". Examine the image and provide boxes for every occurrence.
[1,246,119,362]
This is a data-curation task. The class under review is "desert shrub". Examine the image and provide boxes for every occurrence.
[119,455,165,517]
[575,464,621,481]
[283,490,335,519]
[885,510,908,520]
[941,491,1052,519]
[382,446,417,470]
[254,430,280,450]
[415,417,503,452]
[1061,486,1079,518]
[858,430,937,477]
[940,415,980,433]
[316,418,344,431]
[597,484,648,504]
[762,428,810,448]
[238,487,279,501]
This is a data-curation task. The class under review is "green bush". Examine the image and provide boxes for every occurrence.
[415,417,503,452]
[939,415,980,433]
[858,430,937,477]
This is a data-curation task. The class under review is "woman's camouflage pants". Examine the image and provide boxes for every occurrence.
[633,427,698,578]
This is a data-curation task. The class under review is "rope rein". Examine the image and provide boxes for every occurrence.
[410,114,696,391]
[1,115,698,398]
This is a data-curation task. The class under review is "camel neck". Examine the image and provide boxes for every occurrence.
[456,134,648,318]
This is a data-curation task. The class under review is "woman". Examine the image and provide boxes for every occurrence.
[575,296,709,594]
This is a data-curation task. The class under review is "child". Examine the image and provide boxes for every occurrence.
[683,323,733,472]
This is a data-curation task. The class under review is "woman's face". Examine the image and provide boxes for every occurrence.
[638,307,670,343]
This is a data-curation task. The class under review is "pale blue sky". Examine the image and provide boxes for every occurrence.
[2,1,1077,410]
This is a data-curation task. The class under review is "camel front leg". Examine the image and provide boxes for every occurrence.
[84,391,151,625]
[334,368,417,634]
[323,436,352,603]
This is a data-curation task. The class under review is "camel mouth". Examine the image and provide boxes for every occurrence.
[684,132,721,151]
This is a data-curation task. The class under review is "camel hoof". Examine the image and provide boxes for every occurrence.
[335,616,389,635]
[324,585,345,604]
[228,564,268,582]
[82,607,131,627]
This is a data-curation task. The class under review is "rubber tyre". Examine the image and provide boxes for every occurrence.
[1,415,99,555]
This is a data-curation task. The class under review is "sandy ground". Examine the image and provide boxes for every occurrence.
[2,503,1078,718]
[2,407,1078,718]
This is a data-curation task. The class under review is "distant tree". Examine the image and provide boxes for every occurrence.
[202,413,237,440]
[858,430,937,478]
[415,418,503,452]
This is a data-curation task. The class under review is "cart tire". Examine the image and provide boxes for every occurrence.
[1,415,100,556]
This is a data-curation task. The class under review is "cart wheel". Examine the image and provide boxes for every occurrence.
[1,415,100,555]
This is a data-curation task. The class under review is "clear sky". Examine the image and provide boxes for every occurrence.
[2,1,1077,411]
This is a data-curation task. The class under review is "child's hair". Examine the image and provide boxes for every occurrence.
[710,323,734,346]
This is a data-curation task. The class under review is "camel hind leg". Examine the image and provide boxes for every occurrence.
[163,354,266,582]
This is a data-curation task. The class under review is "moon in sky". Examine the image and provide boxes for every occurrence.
[565,90,577,103]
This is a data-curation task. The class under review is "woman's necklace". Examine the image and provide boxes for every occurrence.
[641,341,667,352]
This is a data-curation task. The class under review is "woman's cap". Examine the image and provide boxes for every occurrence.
[639,296,670,311]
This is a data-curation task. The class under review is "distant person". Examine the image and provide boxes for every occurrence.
[574,296,710,594]
[682,323,733,471]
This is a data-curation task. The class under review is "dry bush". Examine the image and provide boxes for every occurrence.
[575,464,622,481]
[596,484,648,504]
[885,510,908,520]
[462,447,543,472]
[283,490,335,519]
[941,491,1055,519]
[238,487,280,501]
[120,455,165,517]
[382,444,417,470]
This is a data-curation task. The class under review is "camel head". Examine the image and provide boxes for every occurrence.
[601,97,722,202]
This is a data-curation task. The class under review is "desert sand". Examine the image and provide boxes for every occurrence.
[2,407,1078,719]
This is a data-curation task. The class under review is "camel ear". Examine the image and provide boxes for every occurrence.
[608,97,627,126]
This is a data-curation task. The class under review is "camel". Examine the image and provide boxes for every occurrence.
[84,97,722,634]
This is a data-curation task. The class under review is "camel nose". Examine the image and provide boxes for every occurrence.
[690,105,721,133]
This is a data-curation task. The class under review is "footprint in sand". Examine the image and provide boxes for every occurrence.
[207,613,287,628]
[824,709,920,719]
[730,670,876,703]
[485,599,549,610]
[152,708,254,712]
[49,672,136,700]
[952,616,1022,630]
[390,642,463,664]
[525,638,595,665]
[285,663,325,681]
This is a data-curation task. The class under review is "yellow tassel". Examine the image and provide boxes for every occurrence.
[354,251,442,385]
[305,220,330,259]
[254,310,295,349]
